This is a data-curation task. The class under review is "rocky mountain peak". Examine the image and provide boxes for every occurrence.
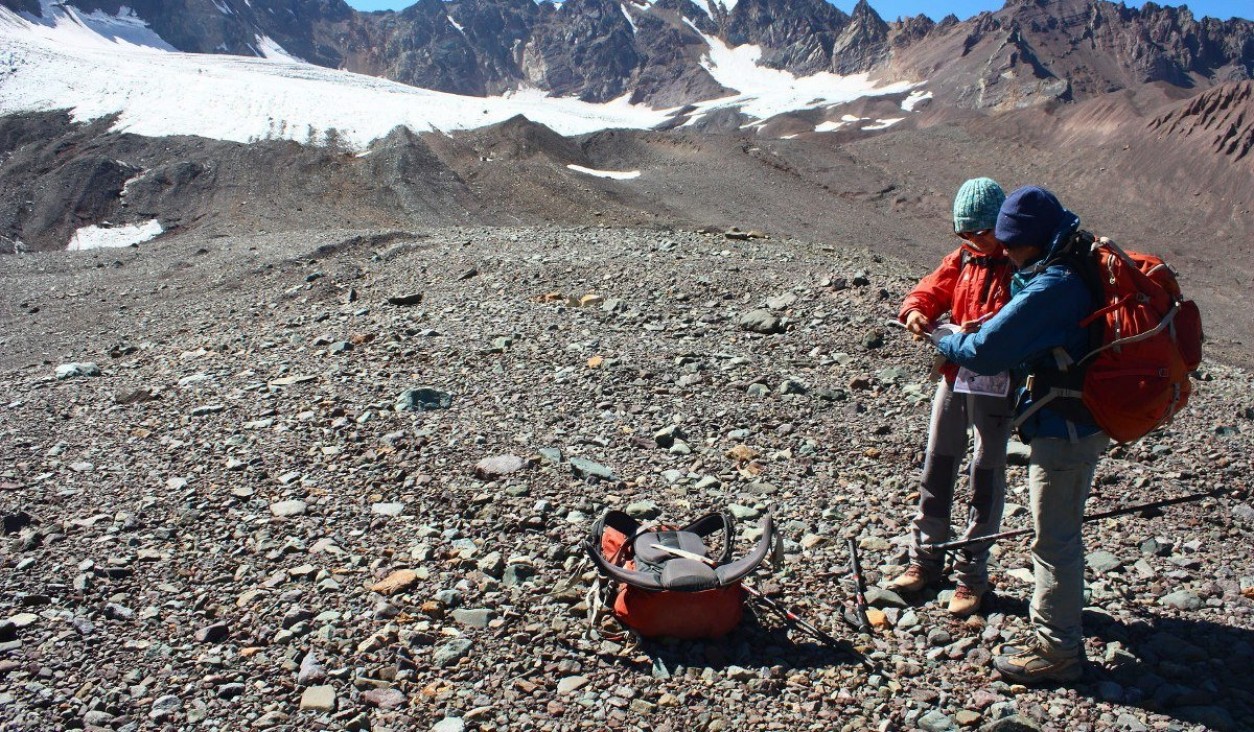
[726,0,849,74]
[832,0,889,74]
[520,0,639,102]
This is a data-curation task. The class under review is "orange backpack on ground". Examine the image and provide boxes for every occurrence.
[585,510,774,640]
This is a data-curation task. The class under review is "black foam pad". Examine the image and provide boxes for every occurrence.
[633,530,709,564]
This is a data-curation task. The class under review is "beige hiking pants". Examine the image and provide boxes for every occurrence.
[1027,432,1110,656]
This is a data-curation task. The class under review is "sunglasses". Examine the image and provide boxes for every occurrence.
[956,229,991,241]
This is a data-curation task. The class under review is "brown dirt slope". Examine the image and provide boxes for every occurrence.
[1148,80,1254,169]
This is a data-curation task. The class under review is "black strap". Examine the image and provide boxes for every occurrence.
[584,510,776,592]
[680,512,736,564]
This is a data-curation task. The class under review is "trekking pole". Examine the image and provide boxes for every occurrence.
[746,583,851,652]
[846,538,872,634]
[648,543,847,652]
[921,486,1228,553]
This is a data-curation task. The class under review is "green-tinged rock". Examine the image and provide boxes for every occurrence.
[503,563,536,587]
[451,608,493,629]
[1087,550,1123,574]
[865,587,908,608]
[56,362,101,379]
[918,710,956,731]
[395,387,452,412]
[625,500,660,519]
[980,714,1043,732]
[432,638,473,667]
[1159,590,1202,611]
[739,309,785,334]
[570,457,615,481]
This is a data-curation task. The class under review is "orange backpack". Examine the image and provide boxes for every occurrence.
[1019,233,1203,443]
[585,511,774,639]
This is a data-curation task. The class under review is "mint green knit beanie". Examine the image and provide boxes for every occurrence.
[952,177,1006,234]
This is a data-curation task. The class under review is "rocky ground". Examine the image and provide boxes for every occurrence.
[1,226,1252,732]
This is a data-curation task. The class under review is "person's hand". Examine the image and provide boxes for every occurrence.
[904,310,930,337]
[960,313,993,333]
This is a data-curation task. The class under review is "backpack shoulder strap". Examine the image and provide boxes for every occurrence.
[713,513,776,586]
[585,511,665,590]
[680,512,736,563]
[586,510,642,564]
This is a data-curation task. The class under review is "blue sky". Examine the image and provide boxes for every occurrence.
[344,0,1247,22]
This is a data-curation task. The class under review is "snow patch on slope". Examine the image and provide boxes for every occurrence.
[67,220,163,251]
[684,29,917,125]
[815,114,903,133]
[902,90,932,111]
[567,164,641,180]
[253,35,303,62]
[815,117,854,132]
[620,5,636,33]
[862,118,902,131]
[8,1,174,51]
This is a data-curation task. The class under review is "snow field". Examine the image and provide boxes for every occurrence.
[0,2,925,154]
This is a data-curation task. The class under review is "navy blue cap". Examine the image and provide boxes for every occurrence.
[995,186,1067,249]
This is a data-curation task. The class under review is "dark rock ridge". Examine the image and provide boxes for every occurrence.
[4,0,1250,108]
[0,111,488,251]
[831,0,890,75]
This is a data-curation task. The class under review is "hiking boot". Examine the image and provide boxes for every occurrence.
[947,584,984,617]
[993,639,1083,684]
[886,564,935,593]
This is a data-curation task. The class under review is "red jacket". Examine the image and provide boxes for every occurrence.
[899,243,1014,382]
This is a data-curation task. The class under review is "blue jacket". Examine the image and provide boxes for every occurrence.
[936,214,1102,442]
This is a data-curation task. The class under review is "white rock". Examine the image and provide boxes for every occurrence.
[300,685,336,712]
[270,500,307,517]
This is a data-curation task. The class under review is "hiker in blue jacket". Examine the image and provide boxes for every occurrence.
[933,185,1109,684]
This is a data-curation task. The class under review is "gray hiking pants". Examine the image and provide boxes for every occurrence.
[908,379,1014,591]
[1028,432,1110,656]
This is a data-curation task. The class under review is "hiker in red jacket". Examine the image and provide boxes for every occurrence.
[888,177,1016,616]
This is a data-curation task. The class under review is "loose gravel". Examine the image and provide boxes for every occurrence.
[1,227,1251,731]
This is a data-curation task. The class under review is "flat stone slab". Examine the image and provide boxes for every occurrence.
[300,685,336,712]
[369,570,419,595]
[474,454,526,480]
